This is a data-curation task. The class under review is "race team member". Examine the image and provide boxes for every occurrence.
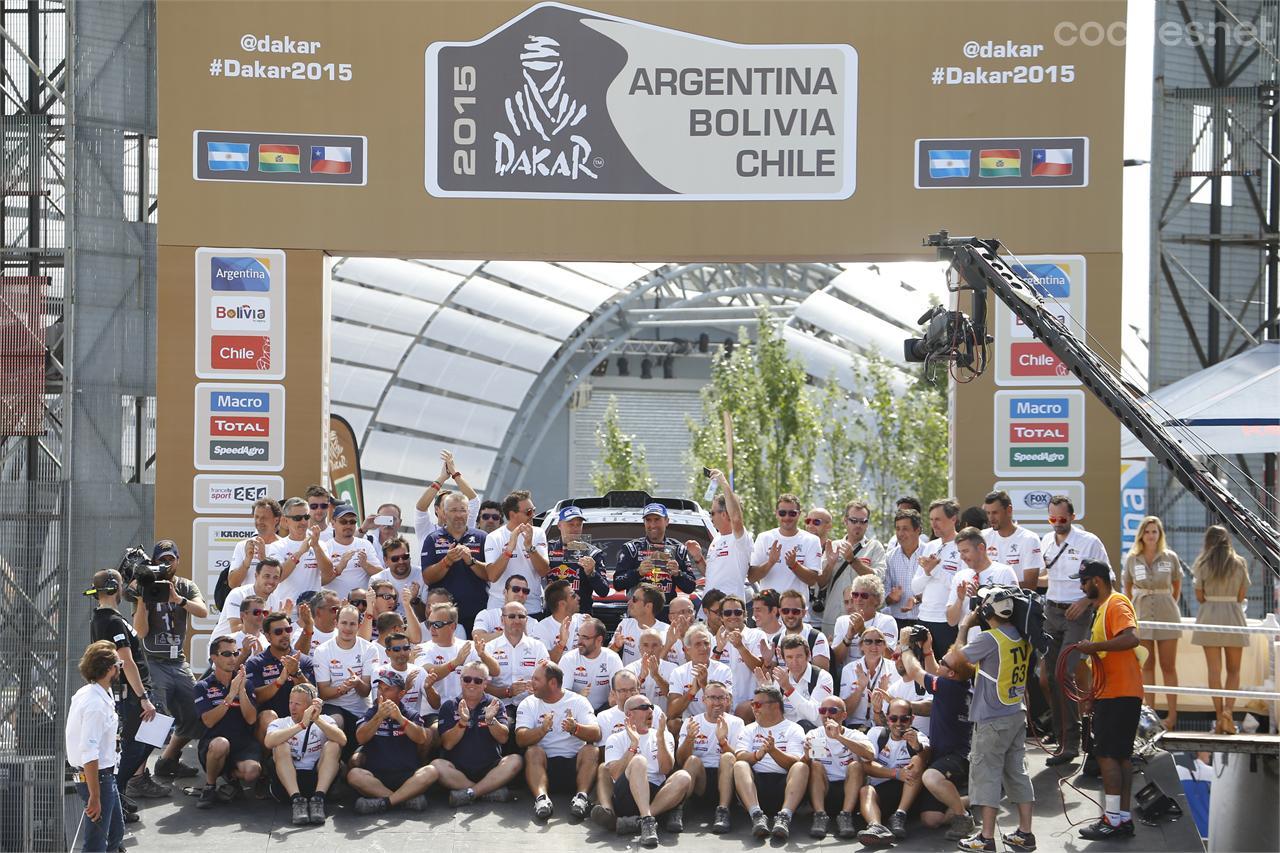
[294,589,340,654]
[733,685,809,840]
[660,594,695,665]
[413,451,480,559]
[817,500,888,637]
[359,579,420,645]
[348,668,436,814]
[981,490,1046,590]
[913,499,964,653]
[544,505,609,616]
[595,695,691,847]
[415,603,495,729]
[686,469,751,599]
[622,629,677,712]
[832,576,900,671]
[485,601,548,715]
[533,579,585,662]
[768,635,834,730]
[227,595,269,668]
[246,611,317,740]
[314,604,376,755]
[421,491,490,633]
[302,485,334,542]
[432,660,522,806]
[226,497,283,587]
[516,661,601,822]
[263,682,345,826]
[324,503,384,600]
[806,695,873,840]
[775,589,831,670]
[667,625,734,723]
[945,528,1020,633]
[674,679,743,834]
[484,490,551,619]
[218,557,283,638]
[558,616,624,710]
[711,594,767,719]
[611,583,670,666]
[612,503,696,617]
[841,626,899,730]
[268,498,334,606]
[193,637,261,809]
[884,510,926,628]
[377,630,428,721]
[1072,560,1144,842]
[369,537,427,622]
[476,500,504,534]
[857,697,937,846]
[595,670,642,749]
[472,574,532,641]
[749,494,823,607]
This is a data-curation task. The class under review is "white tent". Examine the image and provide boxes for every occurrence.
[1121,341,1280,458]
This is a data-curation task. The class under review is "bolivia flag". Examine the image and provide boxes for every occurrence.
[1031,148,1073,177]
[258,144,300,173]
[310,146,353,174]
[979,148,1021,178]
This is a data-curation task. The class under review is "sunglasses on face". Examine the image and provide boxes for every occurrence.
[271,626,293,636]
[862,637,885,645]
[461,675,486,685]
[818,706,844,716]
[336,517,357,524]
[705,693,729,702]
[479,513,501,521]
[630,703,654,712]
[212,650,238,658]
[1048,516,1070,524]
[849,591,873,600]
[286,515,308,522]
[309,502,330,510]
[350,599,367,608]
[388,555,411,563]
[887,714,913,723]
[780,607,805,616]
[721,608,744,617]
[750,700,778,709]
[427,619,455,630]
[776,509,799,517]
[520,506,536,515]
[158,556,177,565]
[375,593,396,601]
[319,605,340,613]
[846,517,869,525]
[804,518,825,526]
[246,608,266,617]
[509,586,530,595]
[388,644,412,653]
[505,613,527,620]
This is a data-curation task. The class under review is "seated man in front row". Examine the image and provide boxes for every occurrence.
[193,636,262,809]
[346,668,437,814]
[516,661,600,822]
[431,660,523,806]
[674,679,743,834]
[733,685,809,840]
[806,695,873,840]
[264,682,346,826]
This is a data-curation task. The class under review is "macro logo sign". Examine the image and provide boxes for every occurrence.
[994,390,1085,477]
[196,248,286,380]
[994,256,1085,387]
[194,383,286,471]
[425,2,857,200]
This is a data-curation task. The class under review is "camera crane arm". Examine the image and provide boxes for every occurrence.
[923,229,1280,576]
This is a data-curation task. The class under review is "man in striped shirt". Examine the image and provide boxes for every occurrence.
[883,510,925,631]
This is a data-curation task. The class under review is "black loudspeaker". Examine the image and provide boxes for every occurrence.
[1134,780,1182,822]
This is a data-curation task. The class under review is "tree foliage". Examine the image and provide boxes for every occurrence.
[590,395,656,493]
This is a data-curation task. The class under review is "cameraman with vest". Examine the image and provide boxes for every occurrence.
[943,587,1035,853]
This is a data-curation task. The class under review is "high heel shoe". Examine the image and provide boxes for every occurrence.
[1220,712,1237,735]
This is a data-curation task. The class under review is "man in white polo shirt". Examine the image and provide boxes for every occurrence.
[982,490,1045,590]
[687,469,752,599]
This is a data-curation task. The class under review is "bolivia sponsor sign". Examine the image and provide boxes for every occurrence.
[994,390,1085,477]
[192,474,285,514]
[194,383,286,471]
[196,248,286,380]
[425,2,856,200]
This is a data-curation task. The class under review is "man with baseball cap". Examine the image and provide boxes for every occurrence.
[613,503,696,620]
[1070,560,1143,841]
[324,503,384,601]
[347,667,437,814]
[545,506,610,617]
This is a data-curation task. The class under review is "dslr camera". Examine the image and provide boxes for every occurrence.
[903,623,931,659]
[118,546,172,605]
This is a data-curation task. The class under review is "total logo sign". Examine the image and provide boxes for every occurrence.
[994,256,1085,386]
[194,383,286,471]
[196,248,286,380]
[993,389,1085,477]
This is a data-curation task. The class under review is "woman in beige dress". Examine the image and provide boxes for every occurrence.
[1190,525,1251,734]
[1123,516,1182,728]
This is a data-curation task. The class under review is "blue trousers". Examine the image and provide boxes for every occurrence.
[75,769,123,852]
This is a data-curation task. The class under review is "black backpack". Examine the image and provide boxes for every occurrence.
[214,566,232,611]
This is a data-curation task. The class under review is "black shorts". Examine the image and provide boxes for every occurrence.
[321,705,362,757]
[198,736,260,776]
[614,780,662,816]
[700,765,720,796]
[367,766,417,792]
[455,757,501,782]
[929,751,969,787]
[751,771,788,816]
[869,779,944,815]
[1091,697,1141,760]
[820,775,858,814]
[269,768,319,802]
[546,755,580,794]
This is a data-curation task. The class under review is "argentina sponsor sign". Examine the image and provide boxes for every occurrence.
[425,2,856,200]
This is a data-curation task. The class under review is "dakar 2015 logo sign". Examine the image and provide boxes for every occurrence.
[425,2,856,201]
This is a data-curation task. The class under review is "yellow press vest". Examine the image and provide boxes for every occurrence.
[975,627,1032,706]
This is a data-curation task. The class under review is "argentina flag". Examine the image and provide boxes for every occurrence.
[207,141,250,172]
[928,149,970,179]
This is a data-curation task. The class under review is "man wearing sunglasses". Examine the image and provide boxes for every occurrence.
[544,505,610,618]
[227,497,283,588]
[246,612,318,743]
[675,679,743,833]
[817,501,888,638]
[858,697,937,846]
[303,485,335,541]
[219,558,283,640]
[348,668,438,814]
[472,574,531,642]
[370,537,427,624]
[775,589,831,671]
[711,595,767,720]
[193,636,262,809]
[613,503,697,620]
[315,604,376,758]
[415,603,497,719]
[484,489,551,619]
[296,589,341,654]
[476,499,504,534]
[595,694,690,846]
[733,684,809,840]
[268,497,334,607]
[423,491,490,634]
[806,695,874,840]
[433,660,522,807]
[668,625,734,727]
[264,682,345,826]
[324,503,385,601]
[749,495,823,611]
[688,469,752,600]
[486,601,549,714]
[559,616,623,711]
[833,576,900,671]
[228,595,270,668]
[516,660,601,822]
[378,630,428,716]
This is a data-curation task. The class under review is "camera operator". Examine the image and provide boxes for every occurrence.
[86,569,165,806]
[127,540,209,780]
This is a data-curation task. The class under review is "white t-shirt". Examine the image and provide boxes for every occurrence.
[840,655,900,726]
[832,612,900,664]
[806,725,871,782]
[704,530,753,597]
[885,678,932,737]
[533,612,586,656]
[303,626,336,655]
[946,562,1021,609]
[266,714,338,771]
[780,664,834,725]
[414,638,481,710]
[369,567,427,605]
[678,713,744,769]
[559,648,623,710]
[1040,527,1109,603]
[736,719,806,775]
[595,705,627,747]
[623,657,679,711]
[865,726,930,786]
[983,527,1044,584]
[487,633,548,705]
[712,626,766,708]
[212,583,283,639]
[514,691,596,758]
[229,536,279,586]
[911,538,962,622]
[668,660,735,717]
[472,607,503,637]
[484,526,550,614]
[391,662,428,716]
[325,537,385,600]
[773,626,832,663]
[751,529,824,603]
[313,636,378,714]
[604,727,675,785]
[267,536,323,605]
[614,618,670,666]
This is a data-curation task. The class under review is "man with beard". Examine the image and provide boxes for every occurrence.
[544,506,609,616]
[857,697,937,846]
[516,661,600,822]
[733,685,809,840]
[193,637,261,809]
[711,594,766,720]
[613,503,696,618]
[348,668,437,814]
[559,616,623,711]
[246,611,317,741]
[775,589,831,670]
[324,503,384,601]
[533,580,585,663]
[594,695,691,847]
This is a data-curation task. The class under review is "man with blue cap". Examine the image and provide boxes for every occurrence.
[545,506,610,617]
[613,503,697,620]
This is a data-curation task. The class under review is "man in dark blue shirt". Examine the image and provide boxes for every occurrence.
[430,660,523,805]
[545,506,610,617]
[193,636,261,809]
[423,492,489,635]
[347,668,437,814]
[246,611,317,738]
[613,503,696,618]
